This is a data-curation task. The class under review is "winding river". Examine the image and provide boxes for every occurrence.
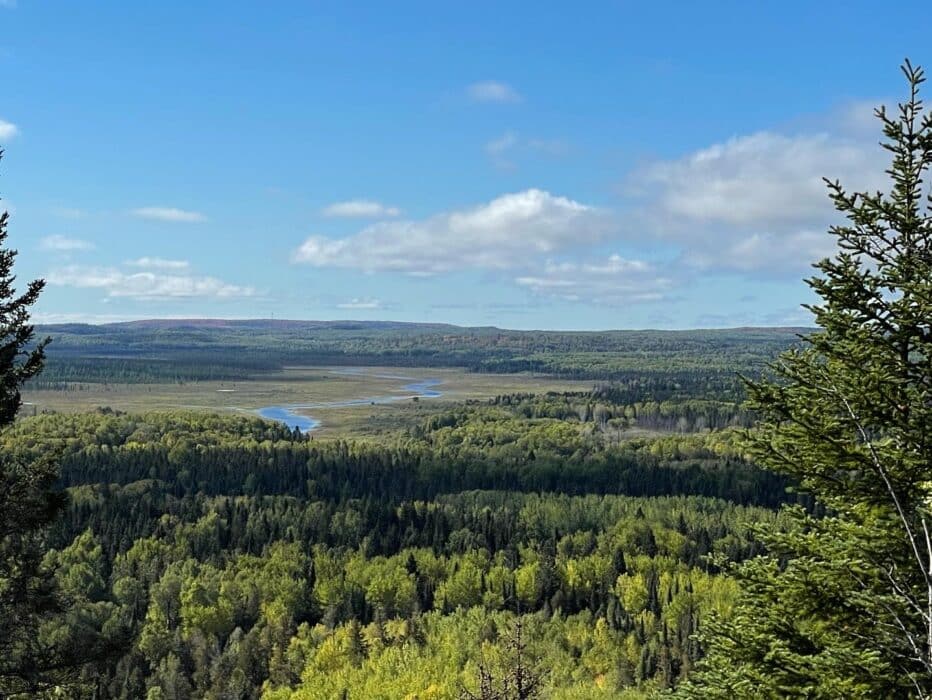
[257,369,443,433]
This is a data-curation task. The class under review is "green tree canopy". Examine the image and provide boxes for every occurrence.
[676,60,932,699]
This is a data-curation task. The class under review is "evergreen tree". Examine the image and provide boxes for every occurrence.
[0,148,67,695]
[0,151,47,423]
[677,61,932,698]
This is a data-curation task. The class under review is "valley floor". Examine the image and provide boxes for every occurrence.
[22,365,591,437]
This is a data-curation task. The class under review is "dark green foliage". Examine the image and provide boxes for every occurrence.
[0,149,71,696]
[677,61,932,699]
[0,149,48,421]
[0,451,67,695]
[9,400,788,514]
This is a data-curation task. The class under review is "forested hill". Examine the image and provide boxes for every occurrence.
[32,320,808,385]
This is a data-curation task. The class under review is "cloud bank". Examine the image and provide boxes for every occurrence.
[628,103,887,273]
[48,262,254,300]
[294,189,612,275]
[516,255,672,304]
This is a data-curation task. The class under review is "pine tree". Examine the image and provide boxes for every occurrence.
[676,61,932,698]
[0,148,67,695]
[0,151,46,421]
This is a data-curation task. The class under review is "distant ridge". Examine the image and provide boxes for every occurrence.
[36,318,814,334]
[107,318,465,332]
[30,319,811,385]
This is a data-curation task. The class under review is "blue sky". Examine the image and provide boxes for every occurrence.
[1,1,928,329]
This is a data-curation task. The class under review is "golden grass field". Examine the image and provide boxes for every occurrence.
[22,366,593,438]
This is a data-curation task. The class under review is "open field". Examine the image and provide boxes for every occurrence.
[22,366,593,437]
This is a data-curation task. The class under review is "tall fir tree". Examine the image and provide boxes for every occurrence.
[0,148,68,695]
[0,149,47,420]
[676,61,932,699]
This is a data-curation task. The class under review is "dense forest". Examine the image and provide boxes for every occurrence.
[30,321,803,387]
[5,400,789,698]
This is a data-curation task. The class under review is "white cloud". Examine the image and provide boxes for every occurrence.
[467,81,522,103]
[515,255,673,304]
[322,200,401,218]
[33,312,148,325]
[125,257,191,270]
[0,119,18,142]
[484,132,570,169]
[131,206,207,223]
[836,98,889,135]
[48,265,254,300]
[683,229,832,273]
[293,189,613,275]
[336,298,382,310]
[627,120,887,273]
[39,235,94,252]
[638,131,883,229]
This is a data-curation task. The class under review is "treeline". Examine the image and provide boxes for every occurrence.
[33,355,283,386]
[486,391,756,431]
[30,323,804,384]
[8,409,790,509]
[55,485,772,575]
